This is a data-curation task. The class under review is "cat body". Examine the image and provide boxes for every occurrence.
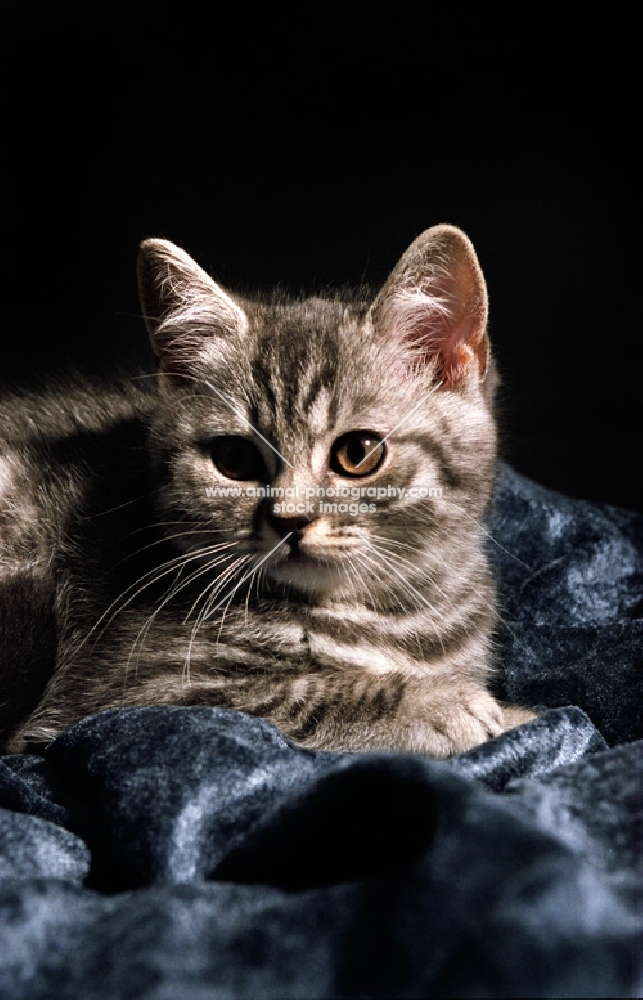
[0,226,532,754]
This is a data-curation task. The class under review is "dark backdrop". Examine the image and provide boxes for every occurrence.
[3,10,639,510]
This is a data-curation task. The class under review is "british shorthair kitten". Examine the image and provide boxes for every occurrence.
[0,225,533,753]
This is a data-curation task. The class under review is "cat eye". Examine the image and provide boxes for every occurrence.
[211,436,266,481]
[330,432,386,478]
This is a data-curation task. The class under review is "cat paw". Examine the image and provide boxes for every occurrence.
[501,704,538,728]
[407,684,507,757]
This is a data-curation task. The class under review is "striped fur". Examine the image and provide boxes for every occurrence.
[1,226,533,754]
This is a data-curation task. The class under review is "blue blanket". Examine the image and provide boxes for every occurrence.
[1,464,641,998]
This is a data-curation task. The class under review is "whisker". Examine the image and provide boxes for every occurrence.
[203,533,293,622]
[409,494,532,570]
[358,548,425,613]
[363,544,444,620]
[371,533,516,637]
[184,554,251,683]
[81,541,235,651]
[117,530,234,566]
[126,547,241,678]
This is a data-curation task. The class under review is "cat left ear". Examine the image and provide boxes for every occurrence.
[137,238,247,382]
[370,225,489,389]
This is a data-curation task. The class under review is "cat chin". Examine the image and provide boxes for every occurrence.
[266,554,346,596]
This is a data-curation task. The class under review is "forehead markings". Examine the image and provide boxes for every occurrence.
[249,321,342,468]
[250,358,278,421]
[311,439,329,479]
[305,385,333,436]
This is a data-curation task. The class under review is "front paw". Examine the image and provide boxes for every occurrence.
[501,705,538,728]
[408,684,507,757]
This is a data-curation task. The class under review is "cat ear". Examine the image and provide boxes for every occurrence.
[137,239,247,383]
[370,225,489,389]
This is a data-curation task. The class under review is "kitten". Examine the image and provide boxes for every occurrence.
[0,225,533,755]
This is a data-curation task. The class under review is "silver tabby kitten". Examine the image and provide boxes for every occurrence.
[0,225,532,753]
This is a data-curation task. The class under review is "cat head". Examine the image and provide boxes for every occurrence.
[137,226,496,602]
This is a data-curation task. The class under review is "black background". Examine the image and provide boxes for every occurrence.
[3,9,640,510]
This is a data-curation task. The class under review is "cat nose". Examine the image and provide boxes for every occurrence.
[265,509,317,543]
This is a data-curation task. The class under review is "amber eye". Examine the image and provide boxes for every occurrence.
[330,431,386,477]
[211,436,266,481]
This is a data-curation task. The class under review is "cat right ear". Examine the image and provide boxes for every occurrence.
[137,239,247,384]
[369,225,489,390]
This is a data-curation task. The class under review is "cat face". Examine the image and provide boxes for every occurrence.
[139,228,496,602]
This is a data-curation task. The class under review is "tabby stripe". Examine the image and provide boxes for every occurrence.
[394,433,470,491]
[300,365,338,418]
[250,360,278,420]
[247,690,290,717]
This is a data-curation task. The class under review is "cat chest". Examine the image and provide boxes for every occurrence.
[78,609,425,678]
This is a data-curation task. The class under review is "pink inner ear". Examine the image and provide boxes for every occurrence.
[388,292,488,389]
[439,314,488,388]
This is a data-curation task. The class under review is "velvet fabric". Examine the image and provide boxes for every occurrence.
[0,464,641,998]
